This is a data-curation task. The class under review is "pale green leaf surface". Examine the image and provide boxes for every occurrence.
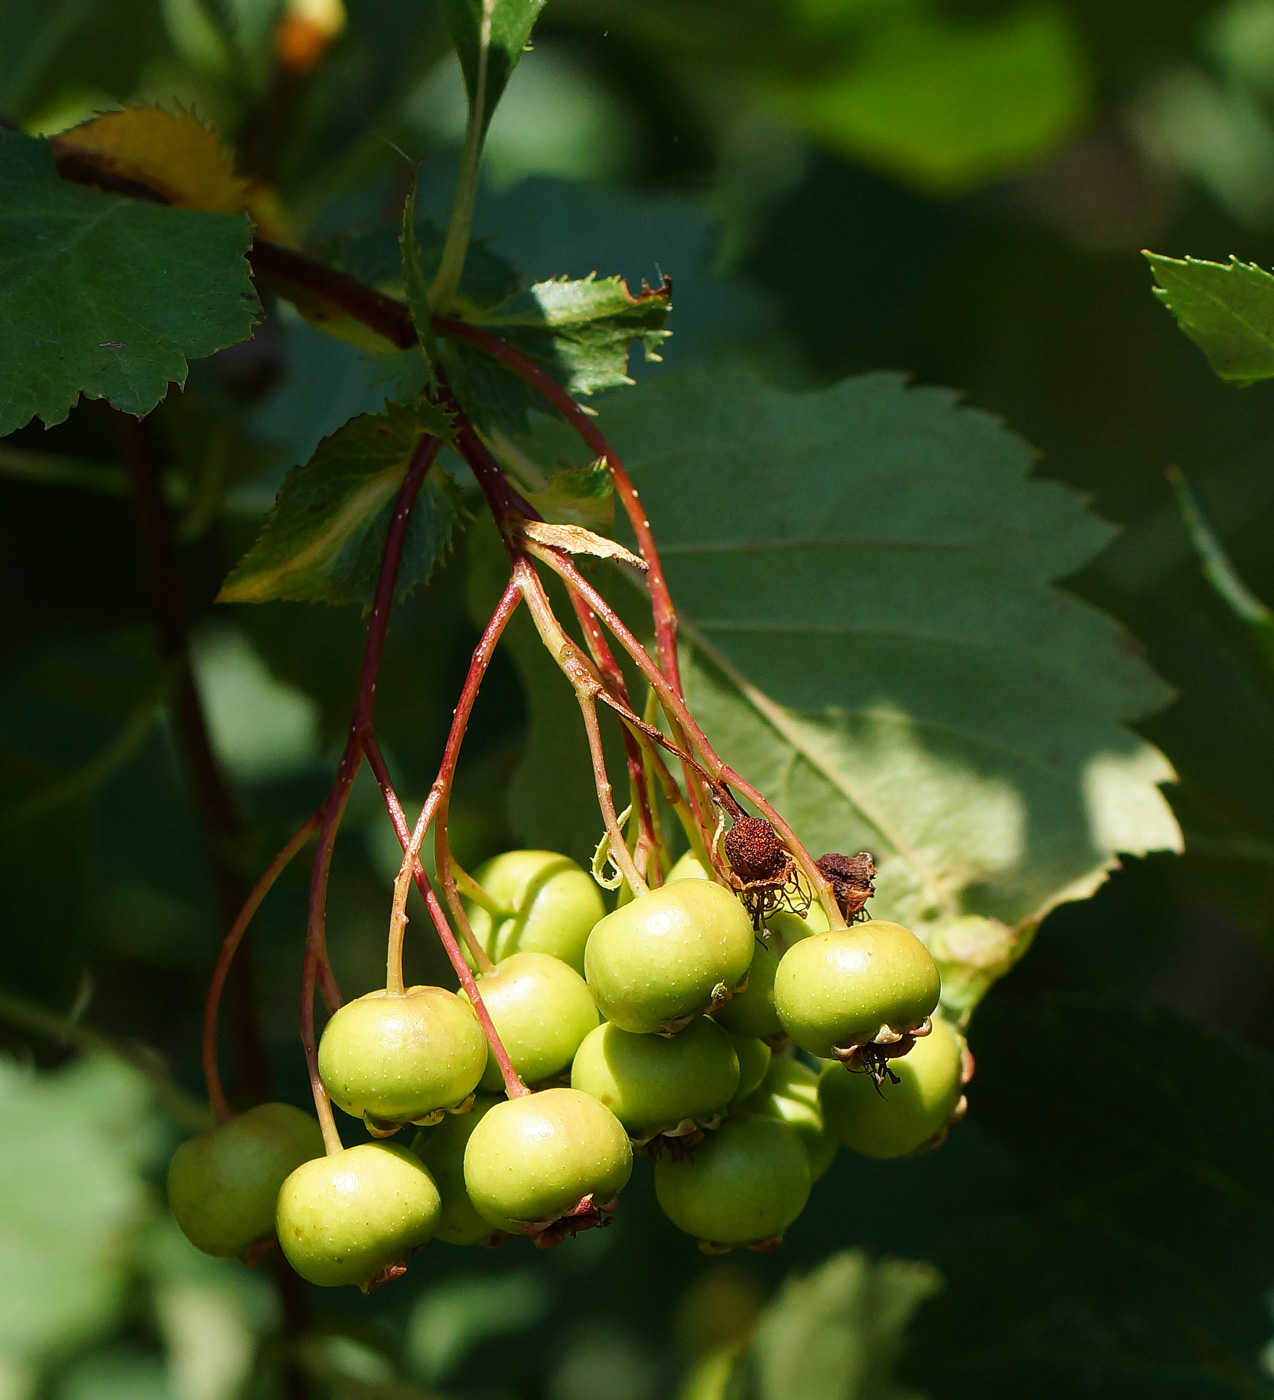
[516,372,1179,1014]
[773,5,1087,192]
[724,1250,939,1400]
[0,1055,158,1371]
[219,399,462,607]
[1146,251,1274,386]
[0,132,259,435]
[437,0,548,133]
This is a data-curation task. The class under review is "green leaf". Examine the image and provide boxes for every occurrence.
[0,1055,160,1380]
[771,5,1088,193]
[444,275,672,434]
[523,458,615,529]
[218,399,462,607]
[0,132,259,435]
[521,372,1180,1018]
[724,1250,939,1400]
[1146,251,1274,386]
[906,994,1274,1399]
[436,0,548,135]
[400,181,439,394]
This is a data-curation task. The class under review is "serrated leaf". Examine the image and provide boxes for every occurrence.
[1146,251,1274,386]
[523,457,614,529]
[906,994,1274,1399]
[219,399,461,606]
[522,371,1179,1016]
[0,131,259,435]
[437,0,547,135]
[724,1250,939,1400]
[51,106,255,215]
[444,274,672,434]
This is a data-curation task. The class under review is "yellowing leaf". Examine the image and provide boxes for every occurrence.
[52,107,281,232]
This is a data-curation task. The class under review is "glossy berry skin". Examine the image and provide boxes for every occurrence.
[466,850,605,974]
[747,1055,837,1181]
[654,1115,810,1248]
[167,1102,324,1258]
[470,952,598,1092]
[570,1016,739,1139]
[318,985,487,1130]
[276,1142,441,1288]
[714,904,828,1039]
[411,1095,503,1245]
[773,921,940,1058]
[463,1087,632,1233]
[584,881,755,1034]
[726,1031,772,1103]
[819,1015,964,1159]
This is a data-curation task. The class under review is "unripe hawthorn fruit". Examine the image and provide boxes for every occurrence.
[654,1115,810,1249]
[470,952,598,1092]
[412,1095,503,1246]
[746,1055,837,1182]
[584,881,754,1034]
[318,985,487,1131]
[714,904,828,1039]
[773,921,940,1059]
[570,1016,739,1140]
[725,1030,772,1102]
[167,1102,324,1258]
[819,1015,965,1159]
[465,850,605,974]
[463,1087,632,1234]
[276,1142,441,1289]
[666,850,710,882]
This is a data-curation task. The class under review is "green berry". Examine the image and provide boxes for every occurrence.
[819,1015,965,1159]
[725,1030,772,1102]
[167,1102,324,1258]
[465,850,605,974]
[463,1087,632,1234]
[570,1017,739,1140]
[773,921,940,1059]
[411,1095,503,1245]
[318,985,487,1131]
[713,904,826,1039]
[666,850,710,882]
[470,952,598,1091]
[584,881,755,1034]
[276,1142,441,1289]
[747,1056,837,1181]
[654,1116,810,1249]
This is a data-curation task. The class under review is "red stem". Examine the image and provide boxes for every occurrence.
[436,316,682,694]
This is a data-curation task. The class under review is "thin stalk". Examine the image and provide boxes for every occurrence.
[427,1,493,312]
[527,542,844,928]
[203,814,321,1123]
[435,316,682,691]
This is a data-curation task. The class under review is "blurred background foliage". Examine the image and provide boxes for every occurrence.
[4,0,1274,1396]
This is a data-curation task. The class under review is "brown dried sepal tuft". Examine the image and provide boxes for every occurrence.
[816,851,876,922]
[725,817,789,883]
[523,1194,618,1250]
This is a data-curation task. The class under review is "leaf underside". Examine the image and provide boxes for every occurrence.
[219,398,462,607]
[509,371,1180,1019]
[0,131,260,435]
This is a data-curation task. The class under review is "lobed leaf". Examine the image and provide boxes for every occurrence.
[509,371,1180,1018]
[0,131,259,434]
[218,399,462,607]
[1146,251,1274,386]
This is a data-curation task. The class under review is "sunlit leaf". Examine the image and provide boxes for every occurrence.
[510,371,1180,1018]
[1146,251,1274,386]
[0,131,259,434]
[218,398,462,606]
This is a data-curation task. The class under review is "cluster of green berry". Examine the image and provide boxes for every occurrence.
[168,846,969,1290]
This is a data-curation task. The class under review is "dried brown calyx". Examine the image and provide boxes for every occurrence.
[816,851,876,922]
[723,816,808,926]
